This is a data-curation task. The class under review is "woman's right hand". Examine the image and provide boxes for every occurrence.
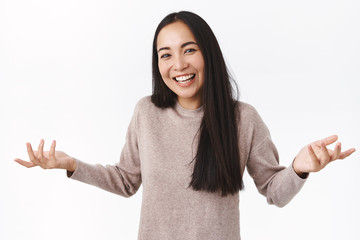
[14,139,77,172]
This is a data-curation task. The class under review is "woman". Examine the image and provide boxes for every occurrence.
[15,11,355,240]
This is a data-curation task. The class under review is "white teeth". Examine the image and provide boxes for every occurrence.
[178,79,192,84]
[175,74,195,82]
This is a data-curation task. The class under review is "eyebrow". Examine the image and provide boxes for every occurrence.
[157,41,198,53]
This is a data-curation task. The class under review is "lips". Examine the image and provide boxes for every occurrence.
[173,74,196,83]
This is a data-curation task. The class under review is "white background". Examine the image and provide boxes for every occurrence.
[1,0,359,239]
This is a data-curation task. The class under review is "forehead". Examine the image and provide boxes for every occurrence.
[157,21,196,48]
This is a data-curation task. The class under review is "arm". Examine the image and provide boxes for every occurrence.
[16,135,141,198]
[15,103,142,197]
[240,104,307,207]
[247,135,308,208]
[67,113,142,197]
[245,109,355,207]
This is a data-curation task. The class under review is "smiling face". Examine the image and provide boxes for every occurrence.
[157,21,205,110]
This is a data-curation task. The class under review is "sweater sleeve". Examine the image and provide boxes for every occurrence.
[66,103,142,198]
[245,106,307,207]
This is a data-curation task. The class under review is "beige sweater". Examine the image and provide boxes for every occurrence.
[68,96,307,240]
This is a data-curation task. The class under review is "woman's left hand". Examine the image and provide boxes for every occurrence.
[293,135,356,176]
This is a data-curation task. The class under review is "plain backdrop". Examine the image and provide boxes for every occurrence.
[1,0,359,239]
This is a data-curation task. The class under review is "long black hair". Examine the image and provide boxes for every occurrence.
[151,11,243,196]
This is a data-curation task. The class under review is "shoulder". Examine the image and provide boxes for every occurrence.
[127,96,157,131]
[132,95,169,122]
[236,101,271,140]
[133,95,156,113]
[135,95,153,108]
[236,101,263,124]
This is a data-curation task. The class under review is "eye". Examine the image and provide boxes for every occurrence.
[185,48,196,54]
[160,53,171,59]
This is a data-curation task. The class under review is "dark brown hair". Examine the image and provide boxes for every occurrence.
[151,11,243,196]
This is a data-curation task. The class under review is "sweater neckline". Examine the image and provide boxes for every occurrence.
[174,101,204,118]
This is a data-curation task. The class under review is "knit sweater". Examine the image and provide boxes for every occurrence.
[68,96,307,240]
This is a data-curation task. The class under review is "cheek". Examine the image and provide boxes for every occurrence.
[193,55,205,75]
[158,62,170,80]
[196,60,205,86]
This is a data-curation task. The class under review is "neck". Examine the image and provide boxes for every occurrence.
[177,97,202,110]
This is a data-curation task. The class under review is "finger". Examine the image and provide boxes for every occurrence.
[26,143,38,163]
[330,142,342,162]
[319,141,331,165]
[339,148,356,159]
[308,145,320,167]
[14,158,36,168]
[38,139,44,158]
[50,140,56,157]
[323,135,338,146]
[320,141,330,157]
[313,135,338,147]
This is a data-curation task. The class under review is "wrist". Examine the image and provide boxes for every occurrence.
[67,157,77,172]
[292,159,309,179]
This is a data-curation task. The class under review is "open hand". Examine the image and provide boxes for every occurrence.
[14,139,77,172]
[293,135,356,175]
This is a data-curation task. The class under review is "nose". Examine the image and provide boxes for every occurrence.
[173,55,188,71]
